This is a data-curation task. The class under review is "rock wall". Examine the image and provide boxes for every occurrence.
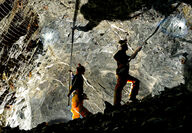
[0,0,192,130]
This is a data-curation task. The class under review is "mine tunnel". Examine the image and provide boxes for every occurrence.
[0,0,192,132]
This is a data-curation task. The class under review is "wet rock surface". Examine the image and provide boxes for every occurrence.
[0,0,192,130]
[1,84,192,133]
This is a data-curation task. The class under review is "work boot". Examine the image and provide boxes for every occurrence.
[86,112,93,118]
[104,101,113,113]
[129,96,139,102]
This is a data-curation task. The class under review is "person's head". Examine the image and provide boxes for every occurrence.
[119,39,128,51]
[76,63,85,74]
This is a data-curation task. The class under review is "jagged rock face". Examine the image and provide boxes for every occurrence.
[0,0,192,130]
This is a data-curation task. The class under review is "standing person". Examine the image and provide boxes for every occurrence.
[113,39,142,106]
[67,64,92,119]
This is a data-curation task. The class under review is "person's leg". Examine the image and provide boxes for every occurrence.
[79,101,92,118]
[128,75,140,101]
[71,94,80,119]
[71,107,80,119]
[114,75,127,106]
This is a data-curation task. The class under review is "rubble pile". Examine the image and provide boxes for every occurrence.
[1,84,192,132]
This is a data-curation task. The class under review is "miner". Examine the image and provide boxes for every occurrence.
[67,64,92,119]
[113,39,142,106]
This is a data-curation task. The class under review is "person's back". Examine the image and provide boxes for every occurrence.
[114,40,130,78]
[114,49,130,68]
[72,74,84,95]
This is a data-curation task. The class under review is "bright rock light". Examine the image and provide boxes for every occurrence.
[44,32,54,42]
[161,14,188,38]
[40,27,60,47]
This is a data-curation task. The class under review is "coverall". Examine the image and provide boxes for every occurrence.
[70,74,91,119]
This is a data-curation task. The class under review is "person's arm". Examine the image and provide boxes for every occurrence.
[114,51,120,61]
[67,76,78,97]
[69,70,74,79]
[129,46,142,61]
[67,87,74,97]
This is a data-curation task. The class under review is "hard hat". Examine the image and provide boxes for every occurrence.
[77,64,85,73]
[119,39,128,47]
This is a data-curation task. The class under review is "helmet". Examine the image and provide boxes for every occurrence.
[77,64,85,74]
[119,39,128,47]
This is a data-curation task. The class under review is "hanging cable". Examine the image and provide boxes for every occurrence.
[143,2,182,45]
[68,0,80,106]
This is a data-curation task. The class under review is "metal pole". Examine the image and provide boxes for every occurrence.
[68,0,80,106]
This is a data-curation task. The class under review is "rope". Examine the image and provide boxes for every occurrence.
[143,2,181,45]
[68,0,80,106]
[143,17,166,45]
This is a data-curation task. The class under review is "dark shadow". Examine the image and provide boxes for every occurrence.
[48,118,69,125]
[77,0,191,31]
[183,53,192,91]
[180,38,192,44]
[170,52,188,58]
[0,0,14,21]
[168,52,192,92]
[72,0,80,43]
[182,0,192,5]
[169,52,192,91]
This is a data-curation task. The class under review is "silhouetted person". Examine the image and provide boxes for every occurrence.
[67,64,92,119]
[114,39,142,106]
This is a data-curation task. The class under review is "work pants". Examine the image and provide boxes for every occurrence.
[114,74,140,106]
[71,93,91,119]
